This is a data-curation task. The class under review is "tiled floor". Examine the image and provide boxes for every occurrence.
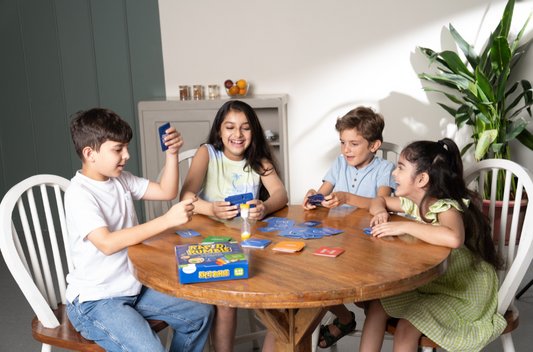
[1,256,532,351]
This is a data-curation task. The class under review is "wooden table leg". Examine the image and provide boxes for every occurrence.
[255,307,328,352]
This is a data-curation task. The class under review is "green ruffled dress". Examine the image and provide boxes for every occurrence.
[380,198,507,352]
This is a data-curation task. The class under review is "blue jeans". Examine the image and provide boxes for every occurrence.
[66,286,214,352]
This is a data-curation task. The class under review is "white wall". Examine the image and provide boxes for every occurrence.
[158,0,533,204]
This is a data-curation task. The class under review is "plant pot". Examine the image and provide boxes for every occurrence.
[483,198,527,245]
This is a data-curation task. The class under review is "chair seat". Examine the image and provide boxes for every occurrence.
[31,304,168,351]
[386,307,519,349]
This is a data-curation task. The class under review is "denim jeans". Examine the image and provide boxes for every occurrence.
[66,286,214,352]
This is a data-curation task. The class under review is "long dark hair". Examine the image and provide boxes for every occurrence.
[206,100,279,200]
[402,138,503,270]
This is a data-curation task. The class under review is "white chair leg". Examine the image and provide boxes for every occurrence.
[501,333,515,352]
[165,327,174,350]
[202,331,213,352]
[246,309,261,349]
[41,343,52,352]
[311,323,320,352]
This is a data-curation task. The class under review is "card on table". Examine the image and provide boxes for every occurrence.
[277,229,304,238]
[296,221,322,228]
[240,239,271,248]
[262,217,288,222]
[304,228,328,236]
[364,227,373,235]
[313,246,345,257]
[176,229,201,238]
[258,226,281,233]
[272,241,306,253]
[319,227,344,235]
[203,236,234,243]
[158,123,171,152]
[302,233,323,239]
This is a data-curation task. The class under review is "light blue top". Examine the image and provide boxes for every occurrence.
[323,155,396,206]
[200,144,261,203]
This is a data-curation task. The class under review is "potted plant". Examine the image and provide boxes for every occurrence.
[418,0,532,242]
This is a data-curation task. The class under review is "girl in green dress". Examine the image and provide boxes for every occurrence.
[361,138,506,352]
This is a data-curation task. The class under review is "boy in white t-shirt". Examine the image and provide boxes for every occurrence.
[65,108,214,352]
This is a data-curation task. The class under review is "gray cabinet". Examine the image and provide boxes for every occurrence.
[138,94,289,219]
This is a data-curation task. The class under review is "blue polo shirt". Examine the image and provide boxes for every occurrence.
[323,156,396,206]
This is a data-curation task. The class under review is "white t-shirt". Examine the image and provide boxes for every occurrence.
[65,171,149,303]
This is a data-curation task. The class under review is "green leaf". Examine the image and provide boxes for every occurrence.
[491,37,512,76]
[449,23,480,70]
[475,67,495,102]
[500,0,515,40]
[480,22,503,71]
[521,80,533,116]
[506,117,528,141]
[508,94,533,119]
[437,103,457,117]
[476,111,491,124]
[461,142,474,156]
[419,47,453,71]
[475,130,498,161]
[505,81,519,97]
[440,51,475,78]
[492,142,504,153]
[455,105,472,129]
[494,65,509,104]
[505,89,529,115]
[422,87,463,104]
[516,128,533,151]
[511,9,532,54]
[419,73,469,91]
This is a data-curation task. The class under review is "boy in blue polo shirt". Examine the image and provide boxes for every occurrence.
[303,106,395,209]
[302,106,395,348]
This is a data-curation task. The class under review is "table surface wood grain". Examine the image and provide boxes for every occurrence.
[129,206,450,309]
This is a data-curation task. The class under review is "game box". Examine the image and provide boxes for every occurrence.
[175,241,249,284]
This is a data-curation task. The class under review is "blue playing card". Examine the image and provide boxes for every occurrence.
[176,229,201,238]
[158,123,171,152]
[258,226,280,233]
[296,221,322,228]
[307,193,325,205]
[262,217,287,222]
[364,227,372,232]
[320,227,344,235]
[302,233,323,239]
[277,229,304,238]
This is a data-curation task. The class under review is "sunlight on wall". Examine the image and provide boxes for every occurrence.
[158,0,533,204]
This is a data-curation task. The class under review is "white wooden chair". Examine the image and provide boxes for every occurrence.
[0,175,170,351]
[377,141,403,165]
[386,159,533,352]
[313,159,533,352]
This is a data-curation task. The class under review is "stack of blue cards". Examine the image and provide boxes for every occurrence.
[258,217,344,240]
[364,227,373,235]
[307,193,325,205]
[241,238,271,248]
[176,229,201,238]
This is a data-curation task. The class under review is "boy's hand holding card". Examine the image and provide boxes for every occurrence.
[307,193,325,206]
[158,122,183,153]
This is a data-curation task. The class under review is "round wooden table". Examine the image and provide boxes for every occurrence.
[129,206,450,352]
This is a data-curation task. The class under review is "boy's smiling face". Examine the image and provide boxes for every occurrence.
[339,128,380,170]
[82,140,130,181]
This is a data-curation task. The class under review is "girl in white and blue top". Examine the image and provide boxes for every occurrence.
[180,100,288,352]
[181,100,288,220]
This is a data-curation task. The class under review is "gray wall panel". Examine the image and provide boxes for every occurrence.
[0,0,39,187]
[18,0,71,177]
[55,0,100,175]
[0,0,166,223]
